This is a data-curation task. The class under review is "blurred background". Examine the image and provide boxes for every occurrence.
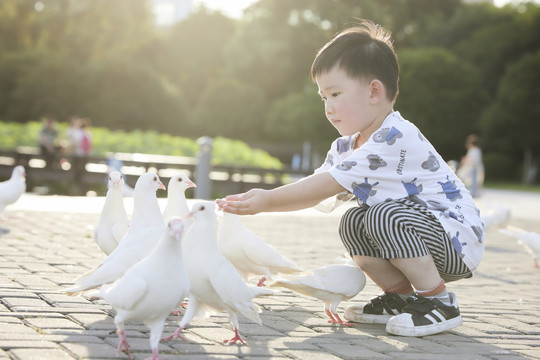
[1,0,539,192]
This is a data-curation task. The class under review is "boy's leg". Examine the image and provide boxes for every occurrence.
[340,206,413,324]
[340,199,469,335]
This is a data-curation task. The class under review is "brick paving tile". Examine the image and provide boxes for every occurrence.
[0,191,538,359]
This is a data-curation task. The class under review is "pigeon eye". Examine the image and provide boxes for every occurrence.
[178,178,183,182]
[200,206,205,211]
[153,176,157,181]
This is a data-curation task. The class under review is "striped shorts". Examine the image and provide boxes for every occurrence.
[339,198,472,282]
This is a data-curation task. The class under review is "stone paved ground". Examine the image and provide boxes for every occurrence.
[0,190,539,360]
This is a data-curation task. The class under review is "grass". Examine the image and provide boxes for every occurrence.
[484,182,540,193]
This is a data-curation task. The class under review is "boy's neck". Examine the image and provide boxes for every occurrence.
[354,107,394,149]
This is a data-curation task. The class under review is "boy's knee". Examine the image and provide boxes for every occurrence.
[352,255,380,272]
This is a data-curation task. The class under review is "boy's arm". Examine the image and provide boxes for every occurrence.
[217,171,346,215]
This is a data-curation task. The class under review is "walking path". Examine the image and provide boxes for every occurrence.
[0,189,539,359]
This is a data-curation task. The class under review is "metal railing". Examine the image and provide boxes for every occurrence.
[0,144,311,198]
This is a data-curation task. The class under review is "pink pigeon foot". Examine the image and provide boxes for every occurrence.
[325,309,353,327]
[223,328,246,345]
[257,276,267,287]
[161,326,188,342]
[116,329,133,358]
[169,301,189,315]
[145,348,160,360]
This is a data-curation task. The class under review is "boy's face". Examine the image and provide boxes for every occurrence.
[316,66,374,137]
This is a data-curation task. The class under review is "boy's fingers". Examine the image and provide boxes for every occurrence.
[224,194,244,201]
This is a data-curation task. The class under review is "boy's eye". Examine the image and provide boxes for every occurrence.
[331,92,340,97]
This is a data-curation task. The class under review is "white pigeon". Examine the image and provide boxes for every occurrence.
[162,173,196,223]
[481,201,511,232]
[163,201,272,345]
[64,172,166,295]
[217,212,302,286]
[94,171,130,255]
[100,217,190,360]
[270,260,366,325]
[0,165,26,218]
[106,159,134,197]
[499,225,540,268]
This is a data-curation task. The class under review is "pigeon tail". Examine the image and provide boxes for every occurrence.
[248,284,275,298]
[235,302,262,325]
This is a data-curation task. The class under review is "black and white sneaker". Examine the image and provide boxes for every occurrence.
[386,292,462,337]
[344,292,409,324]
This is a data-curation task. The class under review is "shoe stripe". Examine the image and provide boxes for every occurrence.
[431,310,446,322]
[424,313,439,324]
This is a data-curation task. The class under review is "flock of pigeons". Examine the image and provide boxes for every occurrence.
[60,171,366,360]
[1,165,540,359]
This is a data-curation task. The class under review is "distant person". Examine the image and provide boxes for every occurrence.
[218,21,485,337]
[64,116,82,155]
[39,116,59,168]
[457,134,484,198]
[77,118,93,156]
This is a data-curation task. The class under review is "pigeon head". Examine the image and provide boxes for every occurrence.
[187,201,216,220]
[135,172,166,193]
[108,171,124,188]
[167,217,185,240]
[13,165,25,179]
[168,174,196,192]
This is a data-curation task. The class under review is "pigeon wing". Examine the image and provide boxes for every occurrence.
[310,264,366,297]
[102,274,148,310]
[111,222,129,243]
[208,259,262,325]
[239,234,301,272]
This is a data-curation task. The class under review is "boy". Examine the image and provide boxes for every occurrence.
[217,21,484,337]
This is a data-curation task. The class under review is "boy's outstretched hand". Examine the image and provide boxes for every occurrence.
[216,188,270,215]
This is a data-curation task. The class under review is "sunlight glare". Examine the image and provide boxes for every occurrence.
[194,0,258,18]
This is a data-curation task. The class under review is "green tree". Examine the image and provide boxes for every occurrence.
[190,77,266,141]
[481,49,540,183]
[265,88,334,154]
[87,56,187,135]
[396,47,488,161]
[419,3,540,97]
[226,0,327,101]
[0,49,91,122]
[139,8,237,110]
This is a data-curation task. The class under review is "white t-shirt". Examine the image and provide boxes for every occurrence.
[315,111,484,273]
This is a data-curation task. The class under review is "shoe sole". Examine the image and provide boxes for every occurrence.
[385,315,463,337]
[344,312,393,325]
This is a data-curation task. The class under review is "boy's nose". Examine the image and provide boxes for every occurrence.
[325,103,334,115]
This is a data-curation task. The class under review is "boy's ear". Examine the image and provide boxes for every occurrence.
[368,80,385,104]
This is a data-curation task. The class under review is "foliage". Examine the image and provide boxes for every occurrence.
[396,47,487,161]
[190,77,267,141]
[480,49,540,181]
[85,56,188,135]
[0,0,539,181]
[265,88,335,155]
[0,121,283,169]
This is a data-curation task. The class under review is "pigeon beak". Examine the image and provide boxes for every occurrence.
[187,181,197,188]
[158,181,166,190]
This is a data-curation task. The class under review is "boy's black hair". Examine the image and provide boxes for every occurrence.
[311,20,399,103]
